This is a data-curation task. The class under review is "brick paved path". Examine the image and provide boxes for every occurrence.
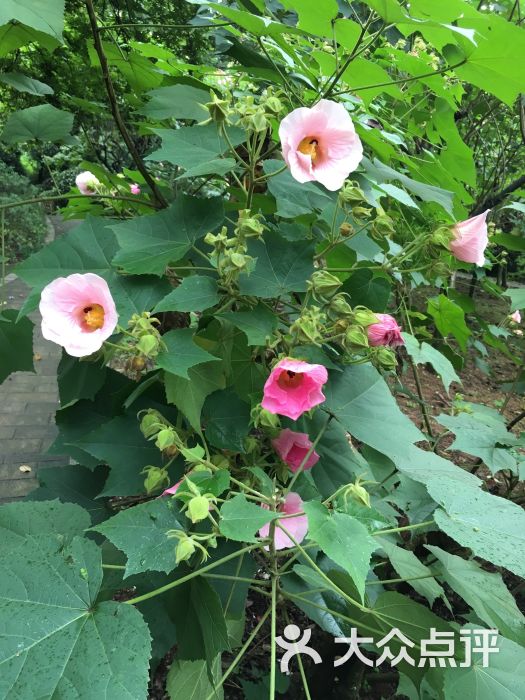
[0,218,73,503]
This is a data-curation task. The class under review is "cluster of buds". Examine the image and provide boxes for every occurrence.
[205,211,263,286]
[205,90,231,124]
[370,207,396,240]
[290,306,327,345]
[122,312,166,375]
[233,88,285,134]
[139,409,181,459]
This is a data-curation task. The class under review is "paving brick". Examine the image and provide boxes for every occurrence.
[0,478,38,499]
[0,427,15,439]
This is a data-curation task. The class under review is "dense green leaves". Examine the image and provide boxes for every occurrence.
[112,196,224,275]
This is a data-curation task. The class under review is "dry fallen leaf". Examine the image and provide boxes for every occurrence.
[19,465,32,473]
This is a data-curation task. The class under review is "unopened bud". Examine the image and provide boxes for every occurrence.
[352,206,372,220]
[251,405,281,430]
[345,326,369,348]
[329,294,353,318]
[156,428,177,451]
[375,346,397,369]
[346,482,371,508]
[142,466,169,494]
[175,537,196,564]
[308,270,342,297]
[431,225,454,249]
[187,496,210,523]
[205,91,230,123]
[339,222,354,237]
[137,334,159,357]
[340,182,366,205]
[353,307,379,327]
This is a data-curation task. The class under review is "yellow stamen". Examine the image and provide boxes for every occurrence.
[83,304,105,331]
[297,136,319,164]
[278,370,304,389]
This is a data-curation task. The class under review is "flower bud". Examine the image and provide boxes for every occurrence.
[265,95,283,114]
[236,212,264,239]
[142,466,169,494]
[251,405,281,430]
[175,536,196,564]
[308,270,342,297]
[187,496,211,523]
[329,294,353,318]
[375,346,397,370]
[290,307,325,344]
[340,181,366,205]
[353,307,379,327]
[339,222,354,237]
[346,482,371,508]
[352,206,372,220]
[139,410,165,438]
[205,91,230,123]
[156,428,177,451]
[431,225,455,249]
[137,334,159,357]
[344,326,369,348]
[371,213,395,237]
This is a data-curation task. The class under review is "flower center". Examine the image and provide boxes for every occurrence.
[83,304,105,331]
[297,136,319,164]
[278,369,304,389]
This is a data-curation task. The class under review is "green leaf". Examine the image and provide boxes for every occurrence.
[167,656,223,700]
[0,22,61,55]
[25,465,111,526]
[156,328,220,379]
[0,499,90,554]
[154,276,219,313]
[435,407,523,472]
[140,83,209,121]
[402,332,460,393]
[0,71,53,95]
[380,540,446,607]
[428,478,525,579]
[165,361,225,432]
[427,294,471,352]
[57,353,107,408]
[0,535,151,698]
[111,196,224,275]
[219,304,278,345]
[304,501,378,601]
[77,413,161,496]
[239,231,315,299]
[426,546,525,645]
[1,104,73,143]
[264,160,333,217]
[88,40,162,91]
[324,363,424,459]
[202,388,251,452]
[0,310,34,384]
[15,217,170,324]
[279,0,338,36]
[93,499,184,577]
[0,0,64,40]
[504,288,525,312]
[170,578,230,662]
[343,269,391,312]
[176,158,237,180]
[503,202,525,214]
[147,124,246,169]
[443,630,525,700]
[219,494,276,543]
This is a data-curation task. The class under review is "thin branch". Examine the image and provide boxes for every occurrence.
[84,0,168,208]
[0,192,159,212]
[99,21,233,30]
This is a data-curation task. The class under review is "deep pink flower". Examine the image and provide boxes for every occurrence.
[75,171,100,195]
[279,99,363,191]
[40,273,118,357]
[511,310,521,324]
[258,492,308,550]
[162,480,182,497]
[450,210,490,267]
[262,358,328,420]
[130,183,141,195]
[272,429,320,472]
[367,314,404,348]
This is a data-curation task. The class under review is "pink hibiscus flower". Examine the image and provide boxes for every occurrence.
[272,429,320,472]
[367,314,404,348]
[130,183,141,195]
[262,358,328,421]
[258,492,308,550]
[510,310,521,324]
[449,210,490,267]
[279,99,363,191]
[162,480,182,497]
[39,273,118,357]
[75,171,100,195]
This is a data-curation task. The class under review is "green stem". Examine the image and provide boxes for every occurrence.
[99,21,233,30]
[284,607,312,699]
[269,574,278,700]
[369,571,440,585]
[205,606,272,700]
[0,192,159,213]
[253,163,288,183]
[202,573,270,586]
[372,519,434,536]
[1,210,5,310]
[124,543,260,605]
[101,563,126,570]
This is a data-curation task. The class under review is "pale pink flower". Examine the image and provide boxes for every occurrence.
[272,429,320,472]
[511,310,521,324]
[39,273,118,357]
[162,480,182,497]
[449,210,490,266]
[279,99,363,191]
[258,492,308,550]
[75,171,100,195]
[367,314,404,348]
[130,183,141,195]
[262,358,328,420]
